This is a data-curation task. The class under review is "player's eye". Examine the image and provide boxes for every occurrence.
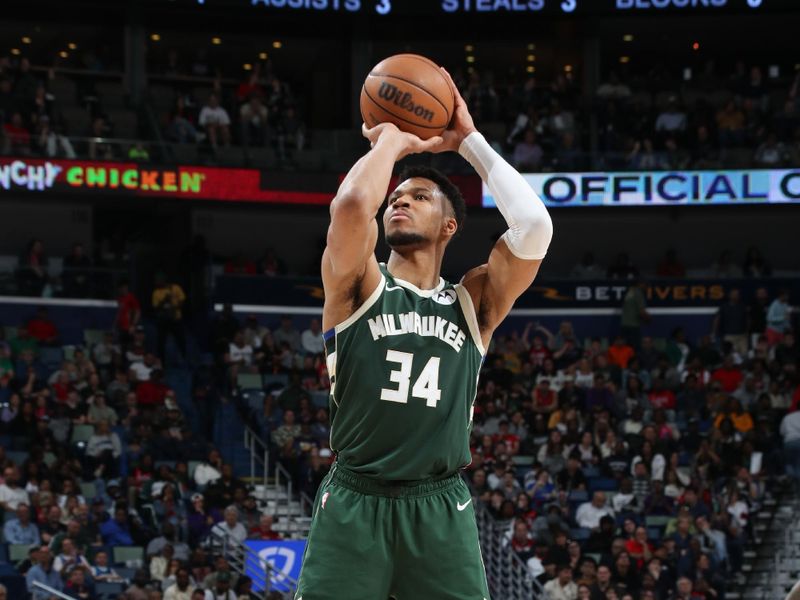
[415,194,427,201]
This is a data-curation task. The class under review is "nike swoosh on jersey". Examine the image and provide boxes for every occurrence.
[385,284,403,291]
[457,499,472,511]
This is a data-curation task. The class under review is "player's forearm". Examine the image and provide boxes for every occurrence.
[459,132,553,260]
[333,134,404,218]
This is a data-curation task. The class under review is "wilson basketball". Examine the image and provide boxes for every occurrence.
[360,54,455,140]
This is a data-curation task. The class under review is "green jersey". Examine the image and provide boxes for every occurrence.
[323,264,485,481]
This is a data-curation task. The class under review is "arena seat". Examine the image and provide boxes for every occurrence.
[112,545,144,567]
[8,544,31,563]
[587,477,619,493]
[237,373,263,391]
[71,424,95,444]
[569,528,591,542]
[96,581,126,599]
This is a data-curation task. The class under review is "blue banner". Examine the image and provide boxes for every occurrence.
[483,169,800,208]
[215,276,800,310]
[244,539,306,593]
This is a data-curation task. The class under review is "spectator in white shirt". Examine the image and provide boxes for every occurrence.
[210,506,247,545]
[164,567,195,600]
[52,537,91,574]
[782,409,800,485]
[543,564,578,600]
[575,491,614,531]
[301,319,325,355]
[655,97,687,135]
[0,466,30,511]
[198,93,231,148]
[86,420,122,478]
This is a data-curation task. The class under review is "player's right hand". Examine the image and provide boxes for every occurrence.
[361,122,443,160]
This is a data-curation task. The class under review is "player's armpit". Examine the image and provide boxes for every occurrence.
[463,238,542,341]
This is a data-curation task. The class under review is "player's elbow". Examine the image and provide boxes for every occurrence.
[331,190,372,221]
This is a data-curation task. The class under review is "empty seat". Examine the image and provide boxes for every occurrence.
[237,373,263,391]
[216,145,246,166]
[49,77,78,105]
[170,143,198,165]
[96,81,128,108]
[61,106,91,136]
[112,545,144,567]
[71,424,95,444]
[106,109,139,139]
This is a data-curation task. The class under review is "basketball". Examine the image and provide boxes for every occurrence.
[360,54,455,140]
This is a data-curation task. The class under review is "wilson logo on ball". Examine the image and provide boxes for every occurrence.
[376,82,435,123]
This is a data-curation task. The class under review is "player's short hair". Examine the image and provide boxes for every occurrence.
[397,165,466,237]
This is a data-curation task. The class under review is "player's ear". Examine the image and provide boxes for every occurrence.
[443,216,458,238]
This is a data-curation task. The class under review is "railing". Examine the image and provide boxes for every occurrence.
[209,529,297,600]
[243,425,270,489]
[473,500,544,600]
[32,581,75,600]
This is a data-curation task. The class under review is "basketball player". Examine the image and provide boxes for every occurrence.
[294,69,553,600]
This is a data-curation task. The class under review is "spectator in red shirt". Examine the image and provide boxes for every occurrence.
[522,322,552,368]
[115,281,141,346]
[532,379,558,415]
[494,420,520,455]
[648,378,677,411]
[624,526,654,569]
[136,369,169,407]
[249,513,281,540]
[607,335,635,369]
[4,112,31,155]
[224,253,257,275]
[710,355,743,393]
[26,308,58,346]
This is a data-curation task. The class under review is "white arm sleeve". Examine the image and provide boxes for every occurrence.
[459,132,553,260]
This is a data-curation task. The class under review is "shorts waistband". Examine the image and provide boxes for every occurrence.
[330,464,461,498]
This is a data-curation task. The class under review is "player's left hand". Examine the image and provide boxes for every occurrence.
[431,67,478,154]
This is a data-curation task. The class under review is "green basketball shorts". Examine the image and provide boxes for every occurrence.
[294,463,491,600]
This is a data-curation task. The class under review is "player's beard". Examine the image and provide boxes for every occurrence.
[386,231,428,247]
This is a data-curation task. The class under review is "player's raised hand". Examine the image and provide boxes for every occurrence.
[433,67,478,153]
[361,122,444,160]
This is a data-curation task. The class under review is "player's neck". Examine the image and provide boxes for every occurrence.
[386,248,443,290]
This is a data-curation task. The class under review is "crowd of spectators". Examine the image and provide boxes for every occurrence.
[0,296,289,599]
[158,55,307,164]
[453,62,800,174]
[453,286,798,599]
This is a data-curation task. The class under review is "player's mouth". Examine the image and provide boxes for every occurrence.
[390,211,411,221]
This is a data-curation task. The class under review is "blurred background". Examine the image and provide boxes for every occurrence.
[0,1,799,599]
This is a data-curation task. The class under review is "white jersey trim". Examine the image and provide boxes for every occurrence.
[454,284,486,356]
[334,274,386,335]
[380,263,445,298]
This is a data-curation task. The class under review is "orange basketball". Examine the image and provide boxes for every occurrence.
[360,54,455,140]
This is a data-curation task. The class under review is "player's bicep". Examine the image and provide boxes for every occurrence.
[481,237,542,330]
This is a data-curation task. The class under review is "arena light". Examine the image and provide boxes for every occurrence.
[21,36,31,44]
[243,63,252,71]
[150,34,161,42]
[466,55,475,64]
[59,51,68,58]
[211,36,222,45]
[526,65,536,74]
[564,65,573,73]
[527,43,535,51]
[10,48,21,56]
[623,34,634,42]
[692,41,700,51]
[272,41,283,49]
[619,56,630,64]
[68,42,77,50]
[527,54,536,62]
[259,52,268,60]
[464,44,474,52]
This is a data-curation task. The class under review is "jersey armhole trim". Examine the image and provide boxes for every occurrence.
[333,274,386,335]
[454,284,486,356]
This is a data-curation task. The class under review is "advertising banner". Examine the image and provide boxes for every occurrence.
[483,169,800,208]
[243,539,307,593]
[0,157,333,205]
